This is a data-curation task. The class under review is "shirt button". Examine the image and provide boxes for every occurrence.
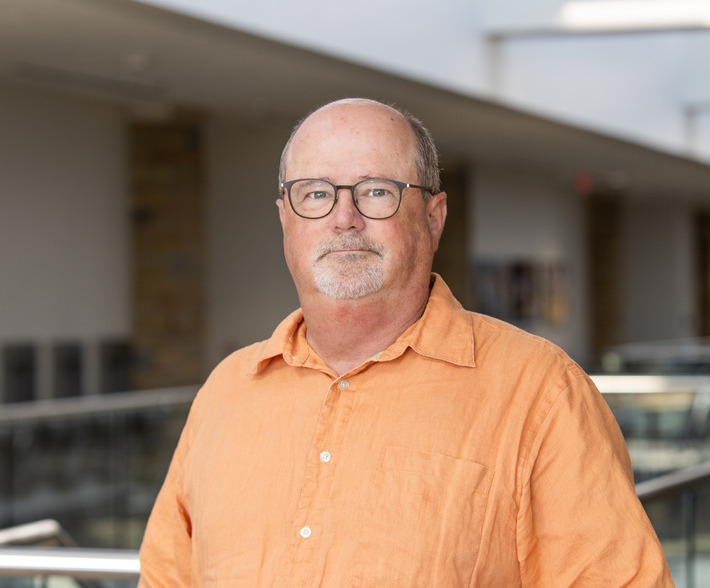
[300,526,312,539]
[338,379,349,390]
[320,451,332,463]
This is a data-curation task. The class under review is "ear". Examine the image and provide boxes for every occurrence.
[426,192,447,251]
[276,198,286,230]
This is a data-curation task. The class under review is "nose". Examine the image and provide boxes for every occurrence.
[331,187,365,230]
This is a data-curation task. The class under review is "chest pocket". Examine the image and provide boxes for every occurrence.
[352,446,493,588]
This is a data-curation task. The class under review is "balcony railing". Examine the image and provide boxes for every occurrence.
[595,375,710,588]
[0,386,196,552]
[0,377,708,586]
[0,519,138,586]
[0,459,707,586]
[0,546,139,580]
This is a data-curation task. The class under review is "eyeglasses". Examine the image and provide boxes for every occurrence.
[280,178,431,220]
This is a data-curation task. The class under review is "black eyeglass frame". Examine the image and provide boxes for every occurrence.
[280,178,432,220]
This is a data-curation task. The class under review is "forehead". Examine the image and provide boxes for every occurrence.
[285,103,417,178]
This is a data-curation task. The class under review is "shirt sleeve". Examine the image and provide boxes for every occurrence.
[516,373,675,587]
[138,390,203,587]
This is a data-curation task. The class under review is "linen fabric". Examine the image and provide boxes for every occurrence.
[139,276,673,587]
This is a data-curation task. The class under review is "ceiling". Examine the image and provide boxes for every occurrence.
[3,0,710,201]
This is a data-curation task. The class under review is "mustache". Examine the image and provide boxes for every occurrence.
[314,236,385,261]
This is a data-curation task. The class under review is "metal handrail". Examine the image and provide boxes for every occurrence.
[0,519,139,580]
[636,459,710,503]
[591,373,710,394]
[0,385,197,426]
[0,546,139,579]
[0,519,75,547]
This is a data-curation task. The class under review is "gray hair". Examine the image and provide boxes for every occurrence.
[278,99,441,197]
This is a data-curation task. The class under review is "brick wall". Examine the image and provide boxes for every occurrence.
[433,165,470,307]
[129,115,206,389]
[587,192,622,369]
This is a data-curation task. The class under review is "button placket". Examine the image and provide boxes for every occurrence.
[287,375,356,584]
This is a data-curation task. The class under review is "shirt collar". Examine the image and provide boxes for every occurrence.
[249,307,310,374]
[249,274,476,374]
[380,274,476,368]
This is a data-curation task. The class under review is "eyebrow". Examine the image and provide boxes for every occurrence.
[316,175,384,184]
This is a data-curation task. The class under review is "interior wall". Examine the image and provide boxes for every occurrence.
[0,82,130,398]
[472,166,590,366]
[0,82,130,342]
[621,200,696,343]
[205,117,298,369]
[2,80,699,389]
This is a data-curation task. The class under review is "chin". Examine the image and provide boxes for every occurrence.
[312,259,385,300]
[314,272,384,300]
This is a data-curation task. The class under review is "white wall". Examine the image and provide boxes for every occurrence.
[0,82,130,398]
[205,117,298,368]
[0,81,300,390]
[0,82,130,342]
[471,167,699,360]
[0,80,700,389]
[472,166,589,365]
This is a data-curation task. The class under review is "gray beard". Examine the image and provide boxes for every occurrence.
[312,237,385,300]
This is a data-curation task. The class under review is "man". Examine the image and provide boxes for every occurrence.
[139,98,674,586]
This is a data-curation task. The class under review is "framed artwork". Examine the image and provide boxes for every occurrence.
[473,258,570,327]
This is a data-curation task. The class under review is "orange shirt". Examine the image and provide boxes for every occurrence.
[139,276,674,587]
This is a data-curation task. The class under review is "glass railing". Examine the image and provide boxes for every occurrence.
[636,462,710,588]
[0,387,195,551]
[596,375,710,587]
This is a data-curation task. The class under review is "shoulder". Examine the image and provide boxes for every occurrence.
[205,339,269,386]
[471,312,582,377]
[466,312,600,439]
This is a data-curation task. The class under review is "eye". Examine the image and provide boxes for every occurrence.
[291,180,334,205]
[307,190,330,200]
[367,188,389,198]
[357,180,398,200]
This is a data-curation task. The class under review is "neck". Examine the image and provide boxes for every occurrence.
[301,283,430,376]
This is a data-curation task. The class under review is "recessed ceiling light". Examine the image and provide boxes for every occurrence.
[560,0,710,31]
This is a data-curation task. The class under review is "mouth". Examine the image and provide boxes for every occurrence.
[330,248,372,254]
[317,249,376,263]
[316,239,384,262]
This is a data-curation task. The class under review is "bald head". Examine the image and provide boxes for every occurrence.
[279,98,441,196]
